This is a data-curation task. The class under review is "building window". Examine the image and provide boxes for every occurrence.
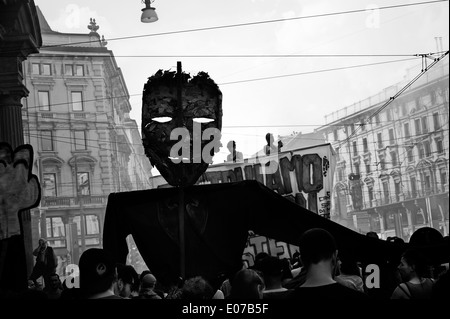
[65,65,84,76]
[421,116,428,133]
[32,63,52,75]
[75,65,84,76]
[424,175,431,194]
[85,215,100,235]
[72,216,82,236]
[407,148,414,162]
[433,112,440,130]
[73,215,100,246]
[380,159,386,170]
[366,163,371,173]
[374,114,380,125]
[65,65,73,76]
[377,133,383,149]
[368,187,374,207]
[333,130,338,141]
[389,129,395,145]
[418,144,425,159]
[352,141,358,156]
[348,124,354,135]
[424,141,431,157]
[363,138,368,153]
[360,120,366,131]
[32,63,40,74]
[74,131,87,150]
[404,123,410,139]
[38,91,50,111]
[394,182,401,201]
[386,213,395,230]
[77,172,90,196]
[386,109,392,121]
[410,176,417,197]
[71,91,83,111]
[43,173,57,197]
[46,217,66,248]
[415,118,421,135]
[41,130,54,151]
[382,181,389,204]
[337,169,344,182]
[436,139,444,154]
[391,151,398,167]
[440,169,447,192]
[42,64,51,75]
[401,104,407,116]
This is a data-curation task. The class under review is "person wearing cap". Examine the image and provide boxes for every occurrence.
[138,273,162,299]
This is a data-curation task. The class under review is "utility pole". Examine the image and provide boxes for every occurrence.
[74,156,86,253]
[177,61,186,281]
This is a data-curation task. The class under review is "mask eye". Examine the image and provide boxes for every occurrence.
[152,117,172,123]
[193,118,214,124]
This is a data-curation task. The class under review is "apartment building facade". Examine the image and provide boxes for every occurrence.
[316,57,449,240]
[22,8,153,272]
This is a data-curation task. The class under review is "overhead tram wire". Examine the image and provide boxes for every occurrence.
[218,57,420,86]
[2,0,448,54]
[23,56,423,112]
[27,53,437,59]
[336,51,449,149]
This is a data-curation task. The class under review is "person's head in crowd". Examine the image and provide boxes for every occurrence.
[139,270,152,283]
[141,273,157,290]
[258,256,282,276]
[48,273,62,290]
[366,231,379,239]
[227,140,236,152]
[432,269,450,299]
[79,248,117,298]
[253,252,269,270]
[409,227,444,246]
[338,257,361,277]
[398,248,433,282]
[299,228,338,273]
[280,258,294,283]
[257,256,285,289]
[265,133,274,145]
[181,276,215,300]
[229,268,265,299]
[37,238,48,250]
[115,264,138,298]
[139,273,163,299]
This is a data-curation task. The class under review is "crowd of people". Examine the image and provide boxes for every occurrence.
[2,227,449,300]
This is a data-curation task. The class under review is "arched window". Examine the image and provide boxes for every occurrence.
[68,156,97,197]
[41,157,64,197]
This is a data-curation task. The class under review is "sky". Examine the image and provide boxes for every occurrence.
[34,0,449,174]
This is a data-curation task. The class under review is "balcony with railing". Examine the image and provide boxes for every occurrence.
[42,195,108,208]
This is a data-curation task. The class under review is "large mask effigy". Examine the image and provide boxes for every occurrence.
[142,68,222,187]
